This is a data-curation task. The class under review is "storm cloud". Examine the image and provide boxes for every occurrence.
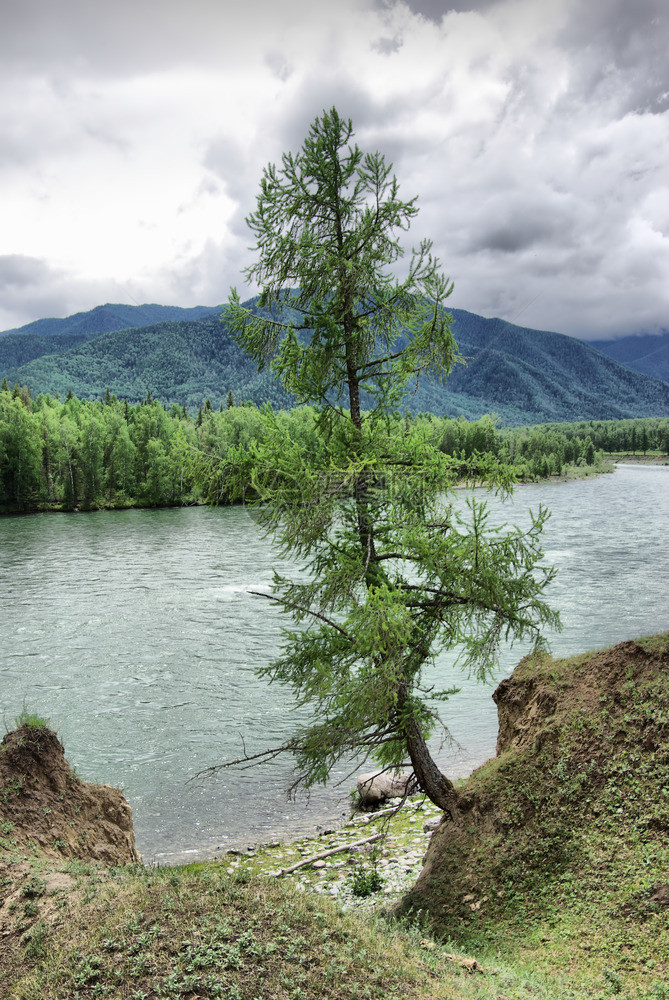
[1,0,667,338]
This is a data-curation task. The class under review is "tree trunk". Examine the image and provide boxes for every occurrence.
[398,684,459,819]
[340,279,456,819]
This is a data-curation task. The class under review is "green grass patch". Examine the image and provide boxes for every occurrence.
[10,709,51,733]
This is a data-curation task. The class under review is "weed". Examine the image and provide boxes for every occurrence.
[24,920,48,959]
[603,967,624,994]
[1,774,25,803]
[13,706,51,730]
[22,875,47,898]
[349,847,385,898]
[72,952,103,986]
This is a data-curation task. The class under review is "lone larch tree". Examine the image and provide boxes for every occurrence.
[219,107,560,814]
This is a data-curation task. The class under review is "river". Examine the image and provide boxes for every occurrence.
[0,464,667,861]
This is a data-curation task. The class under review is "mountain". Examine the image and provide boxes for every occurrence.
[584,331,669,385]
[2,301,669,425]
[0,302,220,340]
[0,312,293,412]
[0,303,220,373]
[442,310,669,423]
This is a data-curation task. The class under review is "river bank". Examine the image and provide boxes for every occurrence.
[609,452,669,464]
[0,457,612,516]
[2,634,668,1000]
[206,795,445,913]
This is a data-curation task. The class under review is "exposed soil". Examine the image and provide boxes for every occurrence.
[0,724,140,950]
[493,638,666,756]
[0,724,139,867]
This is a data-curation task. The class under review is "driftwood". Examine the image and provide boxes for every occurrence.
[357,803,407,824]
[275,833,383,876]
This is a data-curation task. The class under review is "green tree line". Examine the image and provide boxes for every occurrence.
[502,416,669,462]
[1,381,665,512]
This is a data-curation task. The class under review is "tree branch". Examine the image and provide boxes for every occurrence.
[248,589,352,638]
[275,833,383,876]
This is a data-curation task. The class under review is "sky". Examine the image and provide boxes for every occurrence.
[1,0,667,340]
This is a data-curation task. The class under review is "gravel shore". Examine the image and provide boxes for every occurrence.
[215,797,445,911]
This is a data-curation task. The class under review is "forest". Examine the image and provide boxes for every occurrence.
[1,381,667,513]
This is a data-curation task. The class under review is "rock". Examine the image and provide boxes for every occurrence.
[444,953,485,973]
[356,770,415,808]
[423,817,442,832]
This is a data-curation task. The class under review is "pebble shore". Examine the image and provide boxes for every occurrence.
[217,797,444,911]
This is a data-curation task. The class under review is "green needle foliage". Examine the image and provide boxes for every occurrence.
[220,107,561,811]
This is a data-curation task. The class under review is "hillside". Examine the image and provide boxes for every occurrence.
[396,633,669,995]
[445,309,669,422]
[588,330,669,385]
[1,314,295,412]
[3,301,669,424]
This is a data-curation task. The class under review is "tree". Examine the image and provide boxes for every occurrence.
[0,392,42,506]
[218,108,560,813]
[640,425,649,456]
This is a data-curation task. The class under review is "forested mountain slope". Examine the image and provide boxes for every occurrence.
[585,329,669,385]
[0,303,219,341]
[0,304,220,376]
[2,315,294,412]
[3,301,669,424]
[445,309,669,423]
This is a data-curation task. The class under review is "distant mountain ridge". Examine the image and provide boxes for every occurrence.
[1,301,668,426]
[0,303,220,376]
[0,302,220,339]
[588,330,669,385]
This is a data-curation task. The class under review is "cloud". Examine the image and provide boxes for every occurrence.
[0,0,667,341]
[0,255,123,331]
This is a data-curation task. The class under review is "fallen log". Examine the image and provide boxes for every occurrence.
[275,833,383,876]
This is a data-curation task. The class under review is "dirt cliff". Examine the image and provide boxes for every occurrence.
[0,724,139,865]
[395,634,669,955]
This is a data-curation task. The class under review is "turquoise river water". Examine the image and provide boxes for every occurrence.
[1,463,667,861]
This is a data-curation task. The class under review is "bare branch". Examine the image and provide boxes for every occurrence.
[275,833,384,876]
[248,589,352,638]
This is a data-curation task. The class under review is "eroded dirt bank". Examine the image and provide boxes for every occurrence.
[395,634,669,969]
[0,724,139,866]
[0,723,140,954]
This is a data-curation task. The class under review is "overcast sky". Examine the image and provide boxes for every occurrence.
[1,0,667,339]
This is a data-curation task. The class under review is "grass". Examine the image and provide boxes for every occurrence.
[1,861,507,1000]
[10,708,51,732]
[2,832,635,1000]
